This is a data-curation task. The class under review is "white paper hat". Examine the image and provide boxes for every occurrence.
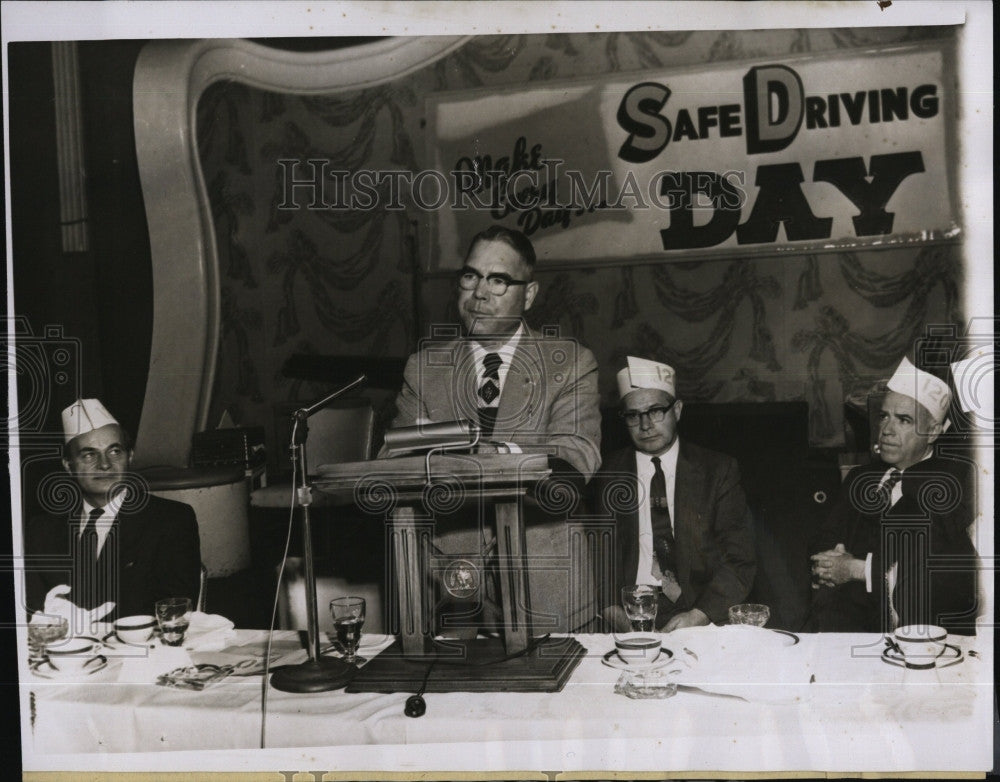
[886,357,951,424]
[616,356,676,398]
[61,398,119,443]
[950,348,994,420]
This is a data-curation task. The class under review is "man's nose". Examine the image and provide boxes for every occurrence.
[473,277,491,298]
[880,417,895,436]
[96,451,111,470]
[638,413,653,430]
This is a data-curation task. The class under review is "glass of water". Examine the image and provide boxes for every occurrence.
[155,597,192,646]
[621,585,658,631]
[330,596,366,665]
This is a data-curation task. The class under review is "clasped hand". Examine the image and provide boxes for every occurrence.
[30,585,115,632]
[810,543,862,588]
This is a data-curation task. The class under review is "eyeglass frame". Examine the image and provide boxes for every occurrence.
[457,266,530,296]
[619,398,679,427]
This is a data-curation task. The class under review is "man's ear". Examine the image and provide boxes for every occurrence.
[61,458,72,474]
[925,420,943,445]
[523,280,539,311]
[673,399,683,422]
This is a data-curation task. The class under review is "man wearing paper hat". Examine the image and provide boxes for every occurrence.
[808,357,978,634]
[23,399,202,627]
[590,357,756,631]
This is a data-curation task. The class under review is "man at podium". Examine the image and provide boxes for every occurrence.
[386,225,602,635]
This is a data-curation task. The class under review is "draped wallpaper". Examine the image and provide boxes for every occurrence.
[196,26,963,454]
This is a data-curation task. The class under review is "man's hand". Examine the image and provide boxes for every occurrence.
[810,543,865,588]
[662,608,709,632]
[33,585,115,631]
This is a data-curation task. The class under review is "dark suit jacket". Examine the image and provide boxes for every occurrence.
[24,494,202,620]
[590,442,756,626]
[808,457,979,635]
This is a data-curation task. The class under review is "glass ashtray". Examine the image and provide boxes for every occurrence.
[614,668,678,699]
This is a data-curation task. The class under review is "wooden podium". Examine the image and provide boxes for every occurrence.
[313,452,586,692]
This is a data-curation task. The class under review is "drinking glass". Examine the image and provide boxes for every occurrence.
[155,597,192,646]
[27,616,69,662]
[330,596,366,665]
[728,603,770,627]
[621,585,658,631]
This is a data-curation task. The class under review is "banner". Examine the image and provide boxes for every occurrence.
[425,43,958,269]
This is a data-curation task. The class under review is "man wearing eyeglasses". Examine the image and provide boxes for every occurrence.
[590,357,755,631]
[23,398,201,630]
[386,225,602,633]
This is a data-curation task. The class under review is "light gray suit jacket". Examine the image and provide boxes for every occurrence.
[385,324,602,633]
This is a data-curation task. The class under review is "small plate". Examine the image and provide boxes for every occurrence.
[31,655,108,680]
[602,647,676,672]
[882,643,963,669]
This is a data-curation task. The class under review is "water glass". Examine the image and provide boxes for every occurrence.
[621,585,658,631]
[728,603,770,627]
[330,596,366,665]
[155,597,192,646]
[27,616,69,662]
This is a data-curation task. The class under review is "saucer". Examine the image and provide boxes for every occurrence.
[882,643,963,670]
[102,631,155,649]
[602,647,675,672]
[31,655,108,680]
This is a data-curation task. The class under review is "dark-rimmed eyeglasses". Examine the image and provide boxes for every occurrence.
[457,266,529,296]
[619,400,678,427]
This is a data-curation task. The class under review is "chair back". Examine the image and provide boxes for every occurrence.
[273,397,375,475]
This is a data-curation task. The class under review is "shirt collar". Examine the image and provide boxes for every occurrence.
[82,489,127,519]
[469,324,525,366]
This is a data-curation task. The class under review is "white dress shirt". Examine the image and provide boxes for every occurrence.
[80,490,126,558]
[633,437,680,586]
[469,326,524,453]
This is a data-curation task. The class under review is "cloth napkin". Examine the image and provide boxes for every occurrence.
[183,612,236,651]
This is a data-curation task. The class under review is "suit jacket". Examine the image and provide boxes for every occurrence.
[388,325,602,479]
[385,324,602,633]
[808,457,978,635]
[24,494,202,621]
[590,442,756,626]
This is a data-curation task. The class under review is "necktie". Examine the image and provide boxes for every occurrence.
[477,352,502,437]
[75,507,104,609]
[880,468,902,508]
[650,457,682,602]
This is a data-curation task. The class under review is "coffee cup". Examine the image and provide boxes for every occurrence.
[115,614,157,645]
[892,624,947,668]
[46,637,100,672]
[615,633,661,667]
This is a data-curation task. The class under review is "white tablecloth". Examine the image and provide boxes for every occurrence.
[21,627,994,773]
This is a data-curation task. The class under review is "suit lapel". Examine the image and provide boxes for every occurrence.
[496,328,539,426]
[673,444,702,597]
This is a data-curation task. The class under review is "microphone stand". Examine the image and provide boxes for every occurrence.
[270,374,366,693]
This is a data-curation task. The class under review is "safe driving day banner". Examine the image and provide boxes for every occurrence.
[426,43,958,269]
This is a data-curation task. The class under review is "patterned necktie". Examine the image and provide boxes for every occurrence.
[477,352,502,437]
[650,456,682,602]
[880,468,902,508]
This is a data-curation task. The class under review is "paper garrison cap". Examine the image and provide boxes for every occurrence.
[886,357,951,425]
[61,398,119,443]
[616,356,676,399]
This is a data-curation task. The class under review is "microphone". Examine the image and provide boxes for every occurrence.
[295,374,367,420]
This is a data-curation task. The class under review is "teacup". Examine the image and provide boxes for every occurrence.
[46,637,101,672]
[892,624,947,668]
[115,614,157,645]
[614,634,662,667]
